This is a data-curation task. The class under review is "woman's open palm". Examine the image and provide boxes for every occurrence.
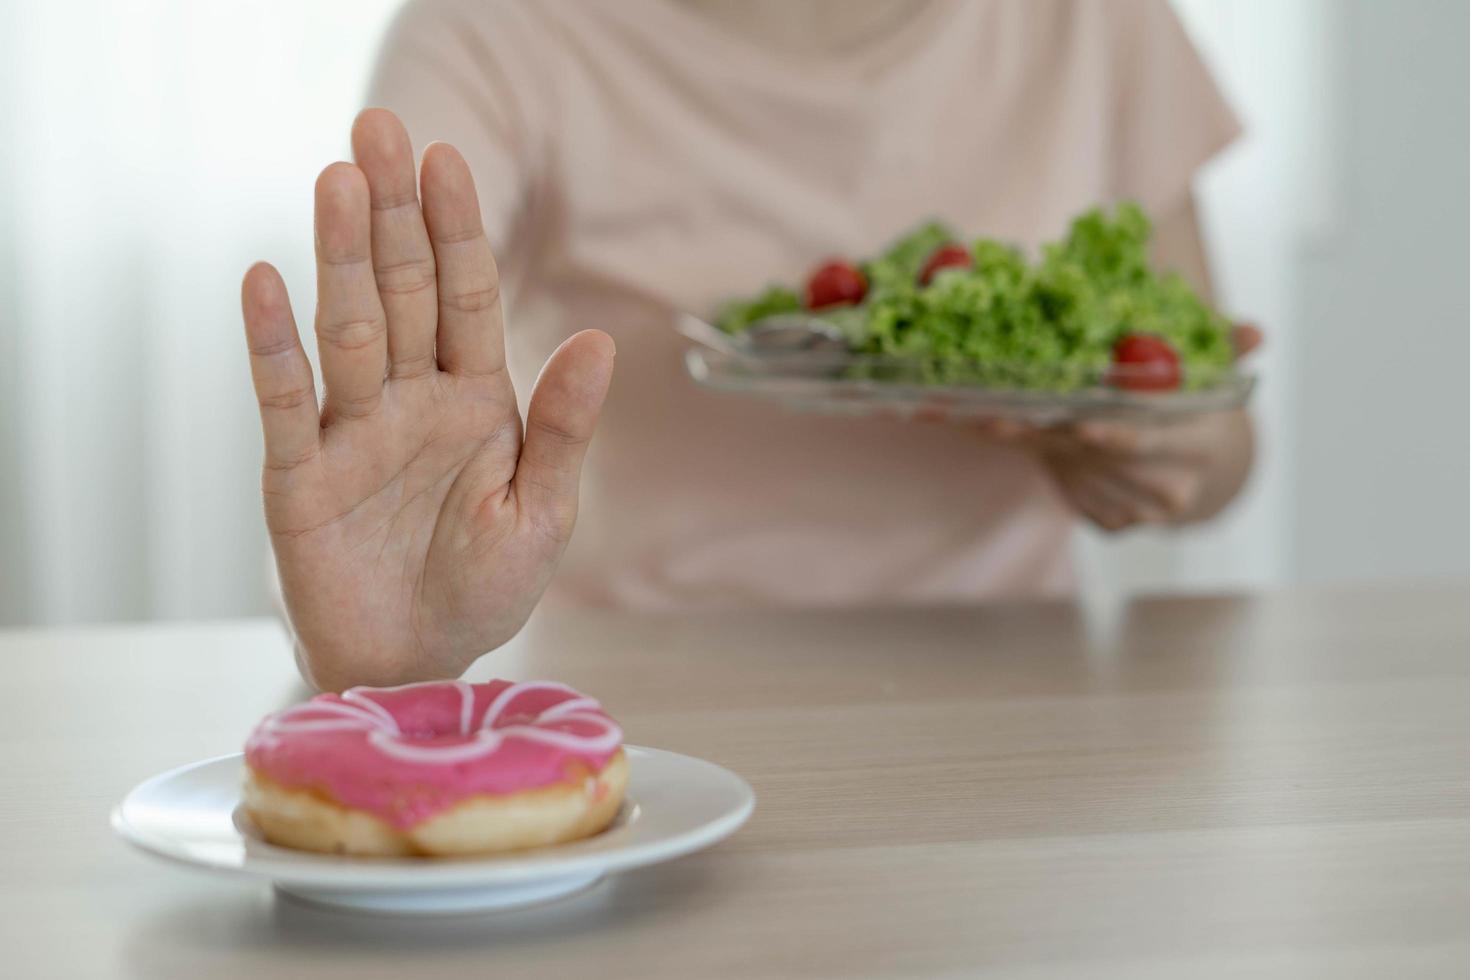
[241,109,613,691]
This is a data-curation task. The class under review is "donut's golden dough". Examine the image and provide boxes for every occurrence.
[243,749,628,857]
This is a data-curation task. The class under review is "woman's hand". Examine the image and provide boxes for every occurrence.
[241,109,613,691]
[1015,409,1255,532]
[988,326,1262,533]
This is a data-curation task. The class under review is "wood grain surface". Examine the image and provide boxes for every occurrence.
[2,585,1468,978]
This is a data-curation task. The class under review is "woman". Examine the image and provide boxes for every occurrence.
[241,0,1253,690]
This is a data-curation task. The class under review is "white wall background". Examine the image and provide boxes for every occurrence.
[1077,0,1332,599]
[1292,0,1470,584]
[1,0,1467,626]
[0,0,25,623]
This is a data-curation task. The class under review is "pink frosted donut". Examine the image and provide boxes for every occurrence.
[243,680,627,857]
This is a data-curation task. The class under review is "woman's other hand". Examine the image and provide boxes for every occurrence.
[987,325,1262,532]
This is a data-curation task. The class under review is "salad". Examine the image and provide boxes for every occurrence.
[714,203,1235,392]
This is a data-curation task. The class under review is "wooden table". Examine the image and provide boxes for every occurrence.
[3,586,1468,978]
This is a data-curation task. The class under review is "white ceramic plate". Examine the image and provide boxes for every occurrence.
[112,746,754,915]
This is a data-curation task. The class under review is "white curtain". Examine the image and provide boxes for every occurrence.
[2,0,403,625]
[0,0,1326,626]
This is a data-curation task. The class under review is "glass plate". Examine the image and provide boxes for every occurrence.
[680,317,1255,425]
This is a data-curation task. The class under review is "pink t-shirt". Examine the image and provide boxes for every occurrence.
[367,0,1239,609]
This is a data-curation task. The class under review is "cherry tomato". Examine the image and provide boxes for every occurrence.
[918,243,973,286]
[804,260,868,310]
[1109,333,1182,392]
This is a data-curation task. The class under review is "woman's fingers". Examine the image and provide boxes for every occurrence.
[1073,421,1166,457]
[514,331,616,538]
[419,142,510,382]
[241,263,320,469]
[1077,466,1171,531]
[1053,465,1128,532]
[1091,454,1198,521]
[351,109,439,379]
[1232,323,1265,358]
[1071,418,1213,463]
[314,163,389,421]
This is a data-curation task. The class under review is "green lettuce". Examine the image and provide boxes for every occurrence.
[715,284,802,334]
[717,202,1234,390]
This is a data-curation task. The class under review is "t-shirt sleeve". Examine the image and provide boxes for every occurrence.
[1109,0,1242,213]
[364,0,547,252]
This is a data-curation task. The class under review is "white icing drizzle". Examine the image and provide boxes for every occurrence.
[340,688,402,734]
[481,680,581,726]
[456,680,474,736]
[537,696,603,720]
[264,698,387,735]
[262,680,621,765]
[350,678,463,692]
[368,728,505,765]
[496,712,622,755]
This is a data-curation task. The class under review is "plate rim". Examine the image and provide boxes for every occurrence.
[111,745,754,890]
[683,345,1256,421]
